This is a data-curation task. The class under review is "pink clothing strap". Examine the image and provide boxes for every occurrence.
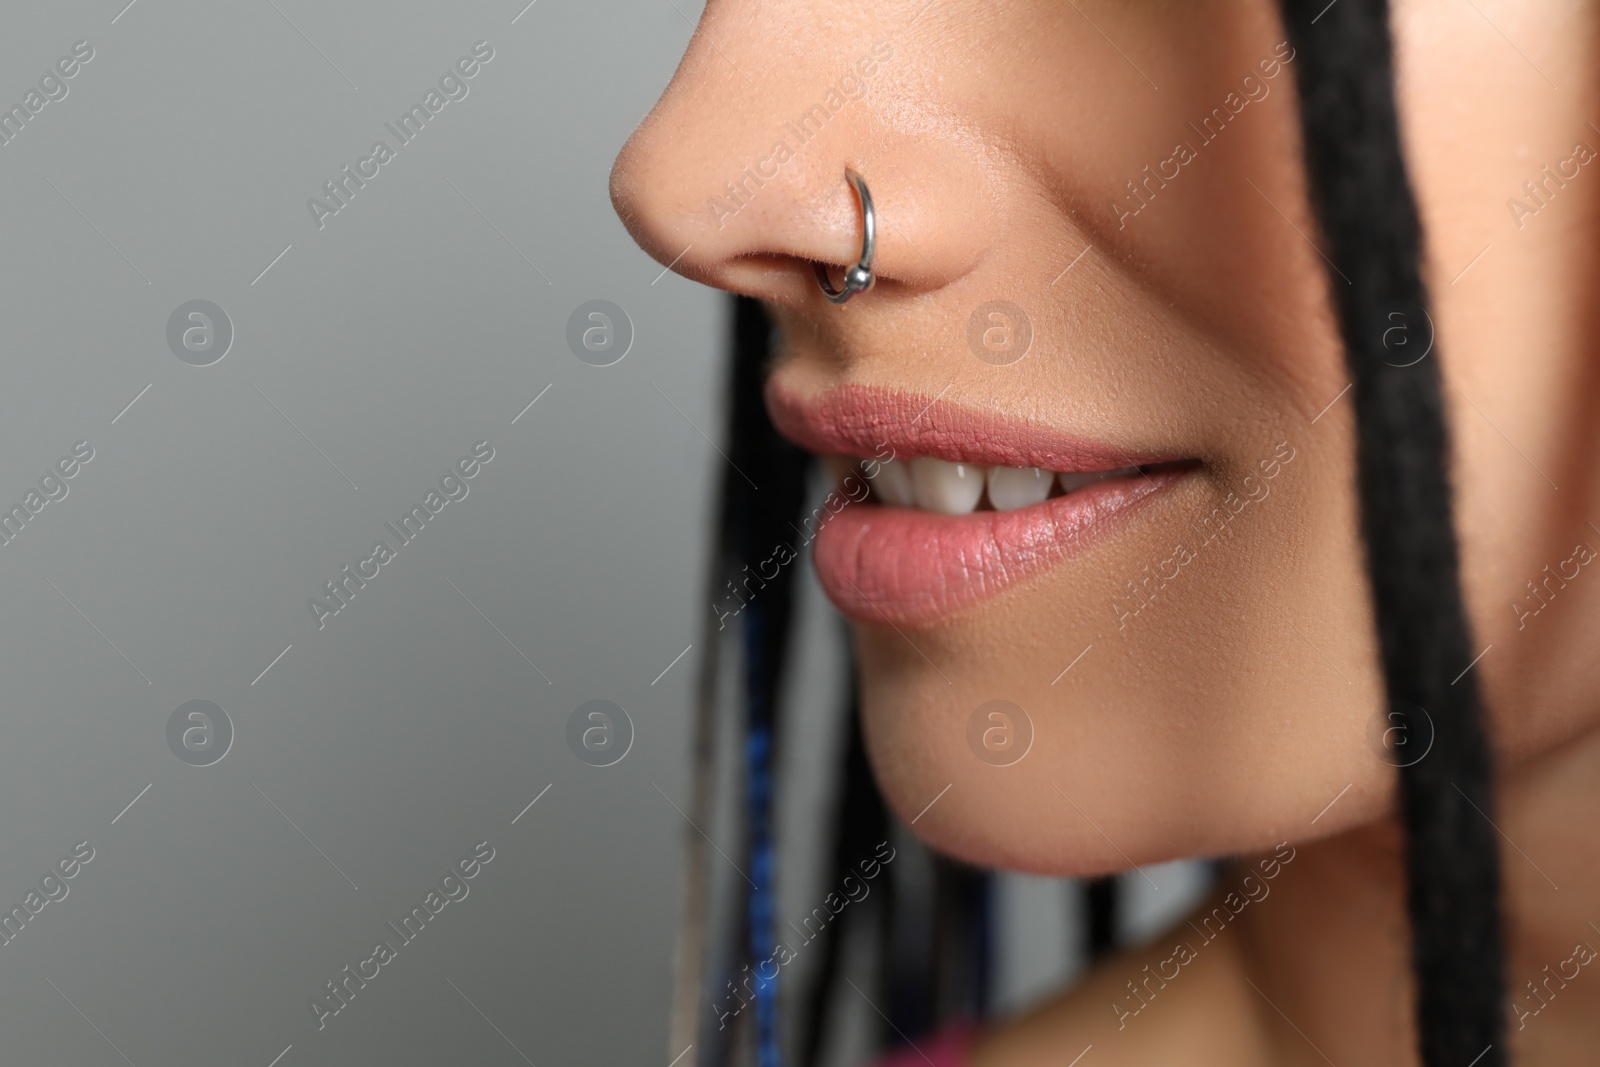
[869,1020,976,1067]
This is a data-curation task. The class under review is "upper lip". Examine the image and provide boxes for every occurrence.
[765,381,1175,473]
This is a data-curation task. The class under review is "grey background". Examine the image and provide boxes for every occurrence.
[0,2,1206,1065]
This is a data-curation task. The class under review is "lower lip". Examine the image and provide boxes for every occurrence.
[812,467,1190,627]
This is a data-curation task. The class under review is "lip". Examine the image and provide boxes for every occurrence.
[765,382,1173,471]
[766,382,1194,626]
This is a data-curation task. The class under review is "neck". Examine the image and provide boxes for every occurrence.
[1238,722,1600,1063]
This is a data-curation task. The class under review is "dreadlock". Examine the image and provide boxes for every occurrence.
[797,668,888,1067]
[729,296,813,1067]
[1280,0,1507,1060]
[686,297,993,1067]
[665,297,774,1067]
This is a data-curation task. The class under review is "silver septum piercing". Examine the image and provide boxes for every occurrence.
[814,168,876,304]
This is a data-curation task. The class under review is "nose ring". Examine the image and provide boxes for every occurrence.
[814,168,876,304]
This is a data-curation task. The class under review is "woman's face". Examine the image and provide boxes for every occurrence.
[611,1,1600,873]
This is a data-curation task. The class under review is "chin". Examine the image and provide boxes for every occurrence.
[851,602,1395,878]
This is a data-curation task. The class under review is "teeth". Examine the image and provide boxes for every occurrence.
[986,466,1052,511]
[910,457,985,515]
[872,456,915,507]
[834,453,1150,514]
[822,456,855,484]
[1057,470,1101,494]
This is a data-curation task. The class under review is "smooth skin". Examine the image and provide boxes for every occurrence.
[611,1,1600,1062]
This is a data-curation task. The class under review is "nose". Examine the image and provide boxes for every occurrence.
[609,3,993,307]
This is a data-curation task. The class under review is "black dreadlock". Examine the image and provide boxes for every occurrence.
[797,669,888,1067]
[1083,877,1118,962]
[695,298,995,1067]
[1280,0,1506,1061]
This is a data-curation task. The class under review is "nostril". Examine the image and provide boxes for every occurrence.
[814,258,876,305]
[715,253,887,309]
